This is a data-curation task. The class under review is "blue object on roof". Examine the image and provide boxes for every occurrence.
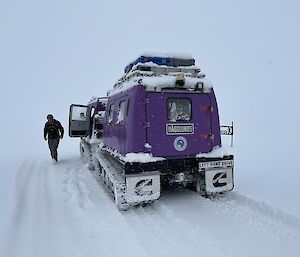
[124,56,195,73]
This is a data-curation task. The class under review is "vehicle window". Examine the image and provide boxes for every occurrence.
[108,104,114,123]
[72,106,88,121]
[90,107,95,118]
[116,100,126,123]
[126,99,130,117]
[167,98,191,121]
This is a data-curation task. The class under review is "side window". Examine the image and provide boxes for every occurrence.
[167,98,192,121]
[90,107,95,118]
[126,99,130,117]
[108,104,114,124]
[116,100,126,123]
[71,106,88,121]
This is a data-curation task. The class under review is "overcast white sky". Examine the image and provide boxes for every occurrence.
[1,0,300,216]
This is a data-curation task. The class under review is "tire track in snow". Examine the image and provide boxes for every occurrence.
[5,158,42,257]
[4,155,300,257]
[3,158,89,257]
[58,158,148,257]
[57,157,300,257]
[151,200,232,257]
[151,190,300,257]
[3,157,148,257]
[10,158,37,229]
[208,192,300,256]
[213,192,300,230]
[124,191,233,257]
[62,165,95,212]
[125,206,186,257]
[121,188,300,257]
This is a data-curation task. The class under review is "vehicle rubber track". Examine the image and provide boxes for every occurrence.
[80,140,95,170]
[92,148,129,211]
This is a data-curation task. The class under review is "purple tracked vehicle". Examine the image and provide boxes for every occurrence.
[69,55,234,210]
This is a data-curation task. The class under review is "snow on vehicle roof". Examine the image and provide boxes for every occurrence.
[125,54,196,74]
[108,54,213,97]
[108,74,213,97]
[89,96,108,104]
[108,66,212,97]
[140,52,194,59]
[129,61,200,73]
[126,52,194,67]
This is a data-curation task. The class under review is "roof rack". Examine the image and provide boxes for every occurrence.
[114,64,205,89]
[108,55,210,96]
[125,56,196,74]
[132,64,200,75]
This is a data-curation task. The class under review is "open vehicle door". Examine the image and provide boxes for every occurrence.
[69,104,90,137]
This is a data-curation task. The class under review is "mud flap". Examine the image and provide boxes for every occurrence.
[205,168,234,194]
[125,173,160,204]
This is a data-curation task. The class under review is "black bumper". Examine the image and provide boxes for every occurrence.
[124,155,234,175]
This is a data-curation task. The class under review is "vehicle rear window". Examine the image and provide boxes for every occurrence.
[167,98,191,121]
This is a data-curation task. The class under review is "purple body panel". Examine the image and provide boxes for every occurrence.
[103,85,221,158]
[146,92,221,157]
[103,86,146,155]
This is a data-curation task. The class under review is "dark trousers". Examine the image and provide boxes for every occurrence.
[48,138,60,160]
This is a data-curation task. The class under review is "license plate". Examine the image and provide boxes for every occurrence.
[199,160,234,169]
[166,123,194,135]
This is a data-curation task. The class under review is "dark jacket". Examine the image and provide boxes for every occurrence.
[44,119,64,140]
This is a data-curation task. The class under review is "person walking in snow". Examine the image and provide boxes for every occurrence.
[44,114,64,161]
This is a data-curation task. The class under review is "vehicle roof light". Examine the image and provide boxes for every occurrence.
[175,75,185,87]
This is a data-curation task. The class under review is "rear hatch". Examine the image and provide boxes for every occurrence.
[146,92,213,158]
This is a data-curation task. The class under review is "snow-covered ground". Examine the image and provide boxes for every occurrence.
[1,0,300,256]
[1,150,300,257]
